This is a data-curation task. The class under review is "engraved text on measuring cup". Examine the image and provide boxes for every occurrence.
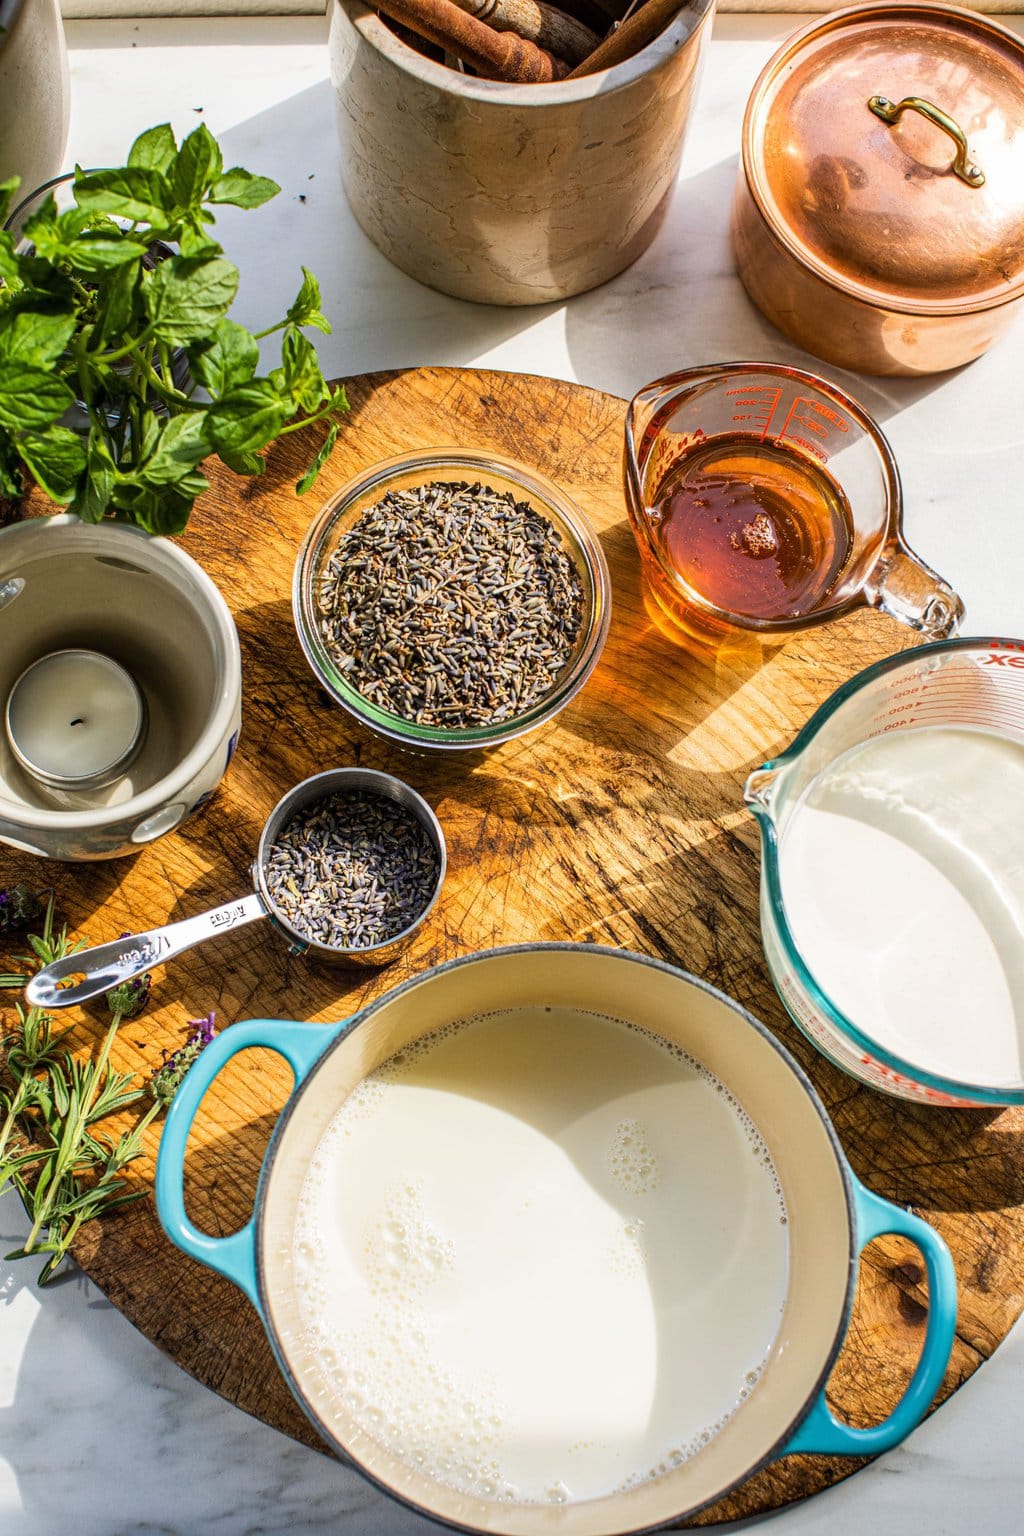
[210,902,252,930]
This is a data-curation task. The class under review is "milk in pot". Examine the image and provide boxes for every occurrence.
[292,1006,790,1504]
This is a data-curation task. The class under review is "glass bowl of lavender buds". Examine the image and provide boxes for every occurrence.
[292,449,611,751]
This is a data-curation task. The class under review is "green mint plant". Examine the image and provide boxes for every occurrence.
[0,122,346,534]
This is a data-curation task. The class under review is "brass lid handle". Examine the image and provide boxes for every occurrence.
[868,94,985,187]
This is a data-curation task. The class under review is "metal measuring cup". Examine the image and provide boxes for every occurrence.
[26,768,447,1011]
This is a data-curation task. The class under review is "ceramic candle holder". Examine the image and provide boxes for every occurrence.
[0,515,242,861]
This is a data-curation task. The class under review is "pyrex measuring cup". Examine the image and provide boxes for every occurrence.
[26,768,447,1010]
[745,638,1024,1107]
[624,362,964,644]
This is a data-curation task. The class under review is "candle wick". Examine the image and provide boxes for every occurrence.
[70,718,86,727]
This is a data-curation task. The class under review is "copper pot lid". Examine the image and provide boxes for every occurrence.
[742,2,1024,315]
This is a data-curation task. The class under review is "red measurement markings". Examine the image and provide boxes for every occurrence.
[776,396,850,457]
[874,709,1024,731]
[726,384,782,441]
[909,708,1024,722]
[900,682,1024,708]
[868,710,1024,739]
[927,688,1024,700]
[913,686,1024,715]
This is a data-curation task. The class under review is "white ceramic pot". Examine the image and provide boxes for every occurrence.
[0,516,242,861]
[328,0,716,304]
[158,945,957,1535]
[0,0,70,200]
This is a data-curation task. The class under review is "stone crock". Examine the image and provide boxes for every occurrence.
[329,0,715,305]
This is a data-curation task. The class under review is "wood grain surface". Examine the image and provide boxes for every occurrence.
[4,367,1020,1527]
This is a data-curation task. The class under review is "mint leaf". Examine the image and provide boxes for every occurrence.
[187,317,258,396]
[296,422,338,495]
[0,437,25,500]
[208,169,279,210]
[136,409,162,463]
[207,380,288,457]
[74,167,172,227]
[177,219,221,259]
[63,235,149,274]
[113,475,208,535]
[141,413,210,485]
[218,446,265,476]
[18,427,86,502]
[0,363,73,429]
[20,197,63,256]
[286,267,331,334]
[144,254,238,344]
[0,231,19,285]
[276,327,330,413]
[0,308,76,365]
[69,432,116,522]
[173,124,223,209]
[0,176,20,228]
[95,262,141,343]
[128,124,178,175]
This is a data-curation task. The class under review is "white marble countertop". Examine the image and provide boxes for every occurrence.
[3,12,1024,1535]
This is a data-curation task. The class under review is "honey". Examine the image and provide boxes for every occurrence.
[647,434,854,622]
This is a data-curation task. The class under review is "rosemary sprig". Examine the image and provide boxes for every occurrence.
[0,895,163,1284]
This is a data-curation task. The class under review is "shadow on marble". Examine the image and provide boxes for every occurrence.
[212,80,565,388]
[561,154,962,429]
[0,1194,435,1536]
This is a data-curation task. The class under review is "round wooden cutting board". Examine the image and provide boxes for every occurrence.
[5,367,1021,1527]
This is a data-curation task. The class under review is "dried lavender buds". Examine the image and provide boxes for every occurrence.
[315,480,585,728]
[265,791,440,950]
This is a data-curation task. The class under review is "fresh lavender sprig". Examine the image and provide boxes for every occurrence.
[149,1012,217,1107]
[105,933,152,1019]
[105,973,152,1020]
[0,885,43,937]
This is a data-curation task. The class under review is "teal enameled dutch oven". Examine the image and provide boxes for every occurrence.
[156,945,957,1536]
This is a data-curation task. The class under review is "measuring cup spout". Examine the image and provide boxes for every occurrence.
[25,891,268,1011]
[744,764,782,816]
[864,541,964,639]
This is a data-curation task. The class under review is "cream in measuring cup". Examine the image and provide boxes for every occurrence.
[746,639,1024,1106]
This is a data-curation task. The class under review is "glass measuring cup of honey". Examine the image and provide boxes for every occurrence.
[624,362,964,644]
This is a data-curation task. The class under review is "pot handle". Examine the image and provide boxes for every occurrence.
[154,1016,350,1316]
[784,1181,957,1457]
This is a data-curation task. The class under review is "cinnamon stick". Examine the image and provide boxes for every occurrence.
[565,0,695,78]
[452,0,599,67]
[376,0,571,81]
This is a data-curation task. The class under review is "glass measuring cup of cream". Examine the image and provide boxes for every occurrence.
[745,637,1024,1107]
[624,362,963,645]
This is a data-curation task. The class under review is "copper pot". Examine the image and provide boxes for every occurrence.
[732,2,1024,377]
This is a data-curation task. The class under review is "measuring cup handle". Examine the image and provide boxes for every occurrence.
[864,541,964,640]
[784,1180,957,1458]
[155,1016,351,1313]
[24,891,268,1011]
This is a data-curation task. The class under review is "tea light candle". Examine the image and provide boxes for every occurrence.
[5,650,146,790]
